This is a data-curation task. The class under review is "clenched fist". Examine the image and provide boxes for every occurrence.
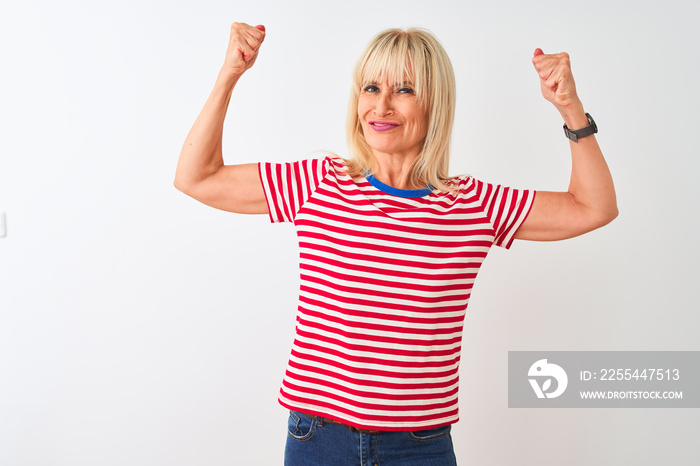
[532,49,582,114]
[223,22,266,77]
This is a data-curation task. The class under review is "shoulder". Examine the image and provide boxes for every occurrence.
[435,174,506,206]
[443,173,478,194]
[289,153,346,179]
[324,153,350,171]
[446,173,514,193]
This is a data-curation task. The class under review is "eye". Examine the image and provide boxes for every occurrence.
[397,87,415,95]
[363,85,379,93]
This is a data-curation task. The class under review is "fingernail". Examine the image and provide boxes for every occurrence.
[255,24,265,32]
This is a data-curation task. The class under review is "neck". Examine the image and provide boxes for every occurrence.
[370,152,421,190]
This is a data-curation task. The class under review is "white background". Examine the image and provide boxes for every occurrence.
[1,0,699,465]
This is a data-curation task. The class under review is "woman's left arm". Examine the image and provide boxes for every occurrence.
[514,49,618,241]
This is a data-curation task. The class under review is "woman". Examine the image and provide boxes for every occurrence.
[174,22,617,466]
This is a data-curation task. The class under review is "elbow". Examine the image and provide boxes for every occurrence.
[591,203,619,230]
[173,175,192,195]
[173,177,184,192]
[603,197,619,225]
[173,176,185,193]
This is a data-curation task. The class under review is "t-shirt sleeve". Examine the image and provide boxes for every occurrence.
[257,156,329,223]
[472,178,535,249]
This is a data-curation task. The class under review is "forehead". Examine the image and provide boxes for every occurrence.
[362,75,414,86]
[360,49,415,82]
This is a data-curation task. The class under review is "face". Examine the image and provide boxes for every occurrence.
[357,76,428,160]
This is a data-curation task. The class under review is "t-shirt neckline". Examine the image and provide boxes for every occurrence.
[363,172,434,198]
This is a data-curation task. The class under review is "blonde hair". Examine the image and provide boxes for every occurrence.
[345,27,458,194]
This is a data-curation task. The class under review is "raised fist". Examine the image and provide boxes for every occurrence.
[532,49,582,113]
[223,22,266,76]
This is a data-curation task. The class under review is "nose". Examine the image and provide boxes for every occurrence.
[373,92,394,117]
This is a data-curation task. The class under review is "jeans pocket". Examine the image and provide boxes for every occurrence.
[407,424,452,441]
[287,410,317,441]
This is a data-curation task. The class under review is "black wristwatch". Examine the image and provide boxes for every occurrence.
[563,113,597,143]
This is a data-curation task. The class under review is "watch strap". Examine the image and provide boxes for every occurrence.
[563,113,597,143]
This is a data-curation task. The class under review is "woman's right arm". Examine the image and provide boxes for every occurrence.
[174,22,268,215]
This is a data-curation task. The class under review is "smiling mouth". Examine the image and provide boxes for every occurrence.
[369,121,399,132]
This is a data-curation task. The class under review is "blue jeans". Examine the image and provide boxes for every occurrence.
[284,410,458,466]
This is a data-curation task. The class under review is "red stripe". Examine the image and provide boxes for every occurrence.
[288,372,459,401]
[505,189,535,248]
[298,231,489,261]
[317,183,482,215]
[498,189,531,247]
[300,253,477,289]
[294,337,461,368]
[296,219,493,249]
[299,268,471,304]
[299,284,468,314]
[282,379,458,412]
[494,188,507,235]
[482,182,498,235]
[296,317,463,347]
[294,329,461,361]
[290,161,301,218]
[307,196,486,225]
[273,163,292,221]
[297,301,464,328]
[287,356,459,387]
[299,242,485,275]
[284,373,458,402]
[301,204,490,237]
[300,307,463,336]
[493,186,512,241]
[285,161,297,219]
[264,163,284,222]
[304,159,314,201]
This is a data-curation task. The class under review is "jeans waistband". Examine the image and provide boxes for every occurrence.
[316,416,383,434]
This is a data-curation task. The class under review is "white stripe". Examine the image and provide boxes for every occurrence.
[300,255,478,289]
[288,352,459,383]
[297,311,464,341]
[305,195,492,230]
[279,388,458,416]
[298,235,490,267]
[297,297,465,330]
[294,321,463,352]
[283,374,458,407]
[299,269,471,308]
[274,163,292,222]
[298,289,466,321]
[297,223,493,256]
[293,333,462,363]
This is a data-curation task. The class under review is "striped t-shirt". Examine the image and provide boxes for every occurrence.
[257,154,535,431]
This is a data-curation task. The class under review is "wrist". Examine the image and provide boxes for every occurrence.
[217,68,243,86]
[558,102,587,130]
[563,112,597,143]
